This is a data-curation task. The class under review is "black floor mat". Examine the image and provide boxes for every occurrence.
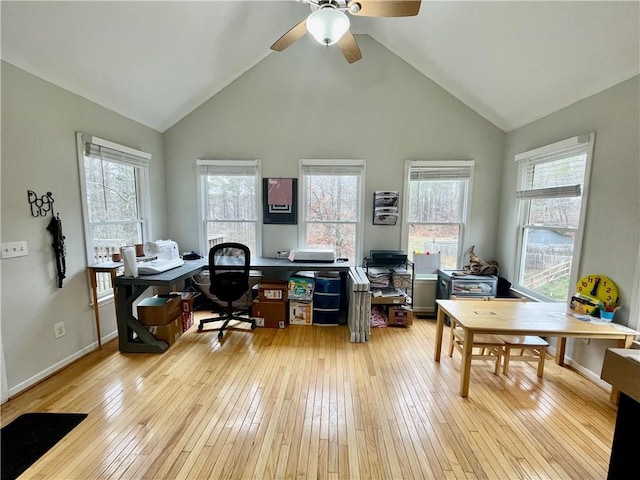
[1,412,87,480]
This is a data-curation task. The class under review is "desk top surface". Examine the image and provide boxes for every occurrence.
[109,257,351,286]
[436,299,638,337]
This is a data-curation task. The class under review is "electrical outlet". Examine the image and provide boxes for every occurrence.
[1,241,29,259]
[54,321,66,339]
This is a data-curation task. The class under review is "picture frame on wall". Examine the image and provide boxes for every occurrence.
[263,178,297,224]
[373,191,399,225]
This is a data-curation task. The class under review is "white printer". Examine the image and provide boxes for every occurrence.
[288,248,336,263]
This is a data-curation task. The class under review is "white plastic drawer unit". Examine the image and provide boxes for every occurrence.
[413,274,437,313]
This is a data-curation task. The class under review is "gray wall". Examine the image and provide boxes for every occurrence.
[2,41,637,397]
[1,62,165,395]
[163,36,505,261]
[496,76,640,375]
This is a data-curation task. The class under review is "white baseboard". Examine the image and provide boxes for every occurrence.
[548,345,611,392]
[7,331,118,399]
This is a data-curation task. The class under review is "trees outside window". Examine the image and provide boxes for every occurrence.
[300,160,364,264]
[78,134,151,297]
[197,160,261,257]
[514,135,594,301]
[403,161,474,269]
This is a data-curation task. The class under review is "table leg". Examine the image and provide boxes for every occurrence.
[434,307,445,361]
[115,284,168,353]
[555,337,567,366]
[88,268,102,350]
[460,329,474,397]
[110,270,118,318]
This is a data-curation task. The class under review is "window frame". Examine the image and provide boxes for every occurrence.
[76,132,152,299]
[196,159,262,257]
[512,134,595,302]
[298,159,365,264]
[401,160,475,269]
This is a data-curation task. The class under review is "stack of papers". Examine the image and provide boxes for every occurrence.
[372,287,403,298]
[367,267,391,288]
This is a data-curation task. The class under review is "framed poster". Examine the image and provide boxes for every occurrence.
[263,178,297,224]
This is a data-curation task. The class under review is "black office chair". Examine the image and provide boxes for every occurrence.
[198,242,255,340]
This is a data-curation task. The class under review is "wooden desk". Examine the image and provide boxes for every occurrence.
[87,261,123,349]
[434,299,637,398]
[113,257,351,353]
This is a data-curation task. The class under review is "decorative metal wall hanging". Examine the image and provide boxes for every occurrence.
[28,190,66,287]
[27,190,55,218]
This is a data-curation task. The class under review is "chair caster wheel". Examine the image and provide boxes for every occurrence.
[198,324,203,331]
[218,331,224,340]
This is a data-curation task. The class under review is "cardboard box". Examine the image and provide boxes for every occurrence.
[570,293,599,315]
[371,295,406,305]
[252,299,287,328]
[181,311,193,332]
[146,316,183,345]
[179,292,198,312]
[258,281,288,302]
[388,306,413,327]
[137,295,183,326]
[290,300,313,325]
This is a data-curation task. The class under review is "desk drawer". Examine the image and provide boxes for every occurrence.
[313,292,340,309]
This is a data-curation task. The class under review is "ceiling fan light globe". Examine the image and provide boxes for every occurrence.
[306,8,350,46]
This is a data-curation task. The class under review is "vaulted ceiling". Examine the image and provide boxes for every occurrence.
[2,1,638,133]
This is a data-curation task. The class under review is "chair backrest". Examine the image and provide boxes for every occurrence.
[209,242,251,302]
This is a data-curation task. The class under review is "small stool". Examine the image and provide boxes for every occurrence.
[499,335,549,377]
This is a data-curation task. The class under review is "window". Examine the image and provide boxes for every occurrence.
[402,161,474,269]
[514,134,594,301]
[299,160,365,264]
[77,133,151,297]
[196,160,261,257]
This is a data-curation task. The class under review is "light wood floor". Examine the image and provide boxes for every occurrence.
[1,313,617,479]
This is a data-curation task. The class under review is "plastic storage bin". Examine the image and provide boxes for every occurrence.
[314,273,341,293]
[313,292,340,309]
[313,308,340,326]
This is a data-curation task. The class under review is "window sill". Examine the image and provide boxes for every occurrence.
[90,293,115,309]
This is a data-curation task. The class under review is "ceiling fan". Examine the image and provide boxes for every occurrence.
[271,0,422,64]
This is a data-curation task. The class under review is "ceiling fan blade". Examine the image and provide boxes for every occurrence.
[347,0,422,17]
[270,19,308,51]
[337,31,362,64]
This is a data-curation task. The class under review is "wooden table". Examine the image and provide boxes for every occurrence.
[87,261,123,349]
[434,299,638,399]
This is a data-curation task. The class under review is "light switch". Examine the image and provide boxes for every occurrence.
[1,241,29,259]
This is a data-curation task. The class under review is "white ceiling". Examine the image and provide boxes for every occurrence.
[2,1,638,133]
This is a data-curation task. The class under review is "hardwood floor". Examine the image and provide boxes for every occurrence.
[1,313,616,479]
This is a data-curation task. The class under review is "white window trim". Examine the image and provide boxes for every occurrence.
[298,159,366,263]
[401,160,475,268]
[195,159,262,257]
[632,244,640,335]
[76,132,152,300]
[512,133,595,303]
